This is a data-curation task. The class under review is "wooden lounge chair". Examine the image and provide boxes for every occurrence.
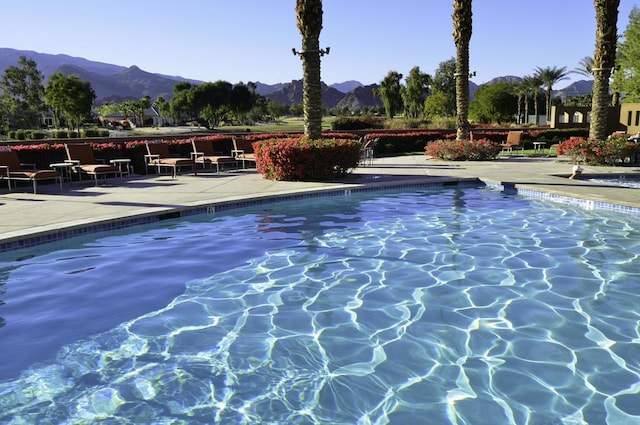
[145,141,196,177]
[65,143,122,185]
[232,136,257,168]
[191,138,237,173]
[0,148,61,194]
[500,131,524,154]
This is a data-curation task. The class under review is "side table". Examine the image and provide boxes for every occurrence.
[109,158,133,176]
[49,162,76,183]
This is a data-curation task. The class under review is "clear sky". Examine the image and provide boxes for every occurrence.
[3,1,638,87]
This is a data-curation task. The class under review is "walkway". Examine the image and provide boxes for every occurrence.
[1,155,639,247]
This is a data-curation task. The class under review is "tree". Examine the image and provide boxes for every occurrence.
[424,91,450,117]
[590,0,620,140]
[44,72,96,130]
[534,65,569,122]
[613,6,640,102]
[295,0,325,139]
[453,0,473,141]
[401,66,431,119]
[574,56,595,79]
[521,74,543,125]
[0,56,45,129]
[430,58,457,117]
[133,95,151,127]
[229,83,255,123]
[192,81,232,128]
[469,82,517,124]
[374,71,403,118]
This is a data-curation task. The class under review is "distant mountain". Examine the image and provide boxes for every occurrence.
[254,81,289,96]
[0,48,594,109]
[554,79,593,100]
[335,84,383,110]
[264,80,346,108]
[483,75,522,85]
[330,80,364,93]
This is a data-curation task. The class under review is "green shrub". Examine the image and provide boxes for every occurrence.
[332,116,385,130]
[15,129,26,140]
[425,139,501,161]
[254,137,361,181]
[53,130,69,139]
[27,130,46,140]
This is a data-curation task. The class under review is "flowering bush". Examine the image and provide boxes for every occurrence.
[557,136,638,165]
[254,137,361,181]
[425,138,501,161]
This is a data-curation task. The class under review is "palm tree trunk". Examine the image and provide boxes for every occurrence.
[301,41,323,139]
[453,0,472,141]
[296,0,324,140]
[590,0,619,140]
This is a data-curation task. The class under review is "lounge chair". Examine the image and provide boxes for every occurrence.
[358,135,377,167]
[145,141,196,177]
[232,136,257,168]
[191,138,237,173]
[65,143,123,185]
[0,148,61,194]
[500,131,524,154]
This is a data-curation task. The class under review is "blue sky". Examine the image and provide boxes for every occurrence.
[3,1,638,87]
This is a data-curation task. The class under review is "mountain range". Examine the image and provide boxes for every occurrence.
[0,47,593,109]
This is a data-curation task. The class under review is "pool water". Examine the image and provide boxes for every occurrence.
[586,174,640,189]
[1,186,640,424]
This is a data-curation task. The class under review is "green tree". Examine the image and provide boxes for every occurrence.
[169,82,196,123]
[192,81,232,128]
[613,6,640,102]
[374,71,404,118]
[153,96,171,124]
[266,100,290,120]
[229,83,255,123]
[590,0,620,139]
[132,95,151,127]
[453,0,473,140]
[469,82,517,124]
[521,74,543,125]
[574,56,595,78]
[424,91,450,117]
[430,58,457,116]
[401,66,431,119]
[295,0,325,139]
[0,56,45,129]
[44,72,96,130]
[534,65,569,122]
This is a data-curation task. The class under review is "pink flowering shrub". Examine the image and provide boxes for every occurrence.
[254,137,361,181]
[557,136,638,165]
[425,138,501,161]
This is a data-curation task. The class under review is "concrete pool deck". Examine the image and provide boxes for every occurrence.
[1,155,639,247]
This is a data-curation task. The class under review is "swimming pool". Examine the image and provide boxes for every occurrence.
[585,174,640,189]
[1,185,639,424]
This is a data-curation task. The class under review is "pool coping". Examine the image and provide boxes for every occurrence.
[2,172,640,254]
[0,176,479,253]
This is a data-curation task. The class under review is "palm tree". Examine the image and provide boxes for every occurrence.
[534,65,569,122]
[453,0,473,141]
[521,75,542,125]
[294,0,325,140]
[574,56,594,79]
[590,0,620,140]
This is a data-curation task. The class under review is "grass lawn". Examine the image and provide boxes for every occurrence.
[215,116,336,133]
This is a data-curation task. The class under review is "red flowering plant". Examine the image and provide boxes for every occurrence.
[254,137,361,181]
[557,136,638,165]
[425,138,501,161]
